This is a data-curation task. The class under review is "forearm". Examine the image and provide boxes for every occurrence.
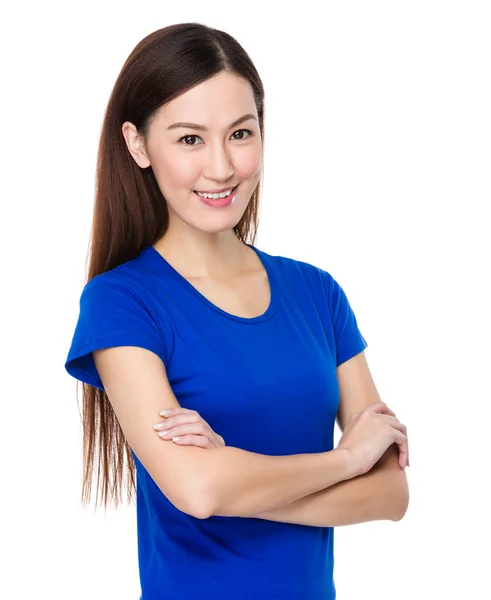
[203,446,354,518]
[245,446,409,526]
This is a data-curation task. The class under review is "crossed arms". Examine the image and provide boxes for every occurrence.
[94,347,409,523]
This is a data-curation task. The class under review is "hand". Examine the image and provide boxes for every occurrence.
[337,402,409,477]
[153,407,226,449]
[374,404,410,469]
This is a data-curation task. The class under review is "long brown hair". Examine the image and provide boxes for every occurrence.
[77,22,266,508]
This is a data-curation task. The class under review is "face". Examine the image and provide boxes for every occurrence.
[122,71,263,237]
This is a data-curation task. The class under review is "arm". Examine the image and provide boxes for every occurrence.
[93,346,358,520]
[244,444,409,526]
[204,442,353,518]
[243,352,410,526]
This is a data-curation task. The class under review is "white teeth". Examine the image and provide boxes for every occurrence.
[196,187,234,199]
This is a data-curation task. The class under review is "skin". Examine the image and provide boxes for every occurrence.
[121,70,264,279]
[152,403,408,468]
[152,388,410,527]
[118,70,410,524]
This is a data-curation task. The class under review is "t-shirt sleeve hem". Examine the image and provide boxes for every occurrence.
[65,333,168,391]
[336,334,368,367]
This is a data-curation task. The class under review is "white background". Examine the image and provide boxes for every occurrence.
[1,1,490,598]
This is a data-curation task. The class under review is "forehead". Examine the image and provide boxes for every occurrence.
[156,72,256,126]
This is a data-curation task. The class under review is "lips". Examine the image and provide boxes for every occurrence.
[194,184,238,195]
[195,184,239,208]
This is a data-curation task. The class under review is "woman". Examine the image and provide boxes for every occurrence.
[65,22,409,599]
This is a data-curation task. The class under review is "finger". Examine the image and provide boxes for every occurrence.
[158,406,196,418]
[157,422,212,442]
[155,410,222,447]
[381,406,397,417]
[171,412,204,426]
[399,443,408,469]
[398,440,409,469]
[171,435,214,448]
[153,412,205,431]
[158,407,182,418]
[153,415,189,431]
[376,405,396,417]
[393,432,408,468]
[379,414,407,433]
[369,402,396,415]
[379,418,408,467]
[401,445,409,469]
[390,421,409,467]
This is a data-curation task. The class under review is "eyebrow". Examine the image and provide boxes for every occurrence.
[166,113,257,132]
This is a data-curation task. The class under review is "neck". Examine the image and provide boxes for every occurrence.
[152,231,252,279]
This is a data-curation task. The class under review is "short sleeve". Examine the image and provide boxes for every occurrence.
[320,269,368,367]
[65,275,170,391]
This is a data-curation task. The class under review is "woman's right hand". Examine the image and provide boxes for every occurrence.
[337,402,408,477]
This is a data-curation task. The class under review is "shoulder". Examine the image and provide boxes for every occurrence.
[66,255,174,389]
[256,247,360,326]
[256,246,336,291]
[81,248,157,305]
[79,271,139,318]
[73,260,163,342]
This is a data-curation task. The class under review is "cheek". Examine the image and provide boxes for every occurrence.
[152,150,200,187]
[236,147,262,178]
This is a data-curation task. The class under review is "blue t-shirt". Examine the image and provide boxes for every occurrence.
[65,244,368,600]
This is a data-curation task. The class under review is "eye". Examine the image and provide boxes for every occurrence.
[178,134,203,146]
[231,128,253,141]
[178,129,254,146]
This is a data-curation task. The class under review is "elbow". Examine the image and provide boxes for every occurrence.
[392,491,409,521]
[189,485,214,519]
[187,446,229,519]
[391,500,409,522]
[187,504,211,521]
[390,476,410,522]
[168,480,213,520]
[176,475,214,520]
[193,473,218,519]
[155,461,214,520]
[184,459,217,520]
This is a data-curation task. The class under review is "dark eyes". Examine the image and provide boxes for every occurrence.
[177,129,254,146]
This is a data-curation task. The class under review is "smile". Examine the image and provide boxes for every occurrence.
[194,184,239,208]
[194,184,238,199]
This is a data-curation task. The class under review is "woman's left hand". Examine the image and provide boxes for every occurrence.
[153,407,226,448]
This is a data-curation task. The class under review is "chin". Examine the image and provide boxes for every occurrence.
[194,218,242,234]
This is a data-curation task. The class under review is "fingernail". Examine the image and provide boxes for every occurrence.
[159,410,172,417]
[172,437,181,442]
[158,430,171,438]
[153,423,166,431]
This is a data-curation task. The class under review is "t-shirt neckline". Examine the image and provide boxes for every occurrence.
[142,243,280,323]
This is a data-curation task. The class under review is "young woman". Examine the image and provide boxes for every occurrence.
[65,22,409,599]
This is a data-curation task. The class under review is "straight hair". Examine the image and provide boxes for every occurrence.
[76,22,266,507]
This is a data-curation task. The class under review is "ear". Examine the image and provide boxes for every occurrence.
[121,121,151,168]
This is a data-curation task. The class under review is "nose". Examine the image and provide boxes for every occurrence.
[203,140,235,182]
